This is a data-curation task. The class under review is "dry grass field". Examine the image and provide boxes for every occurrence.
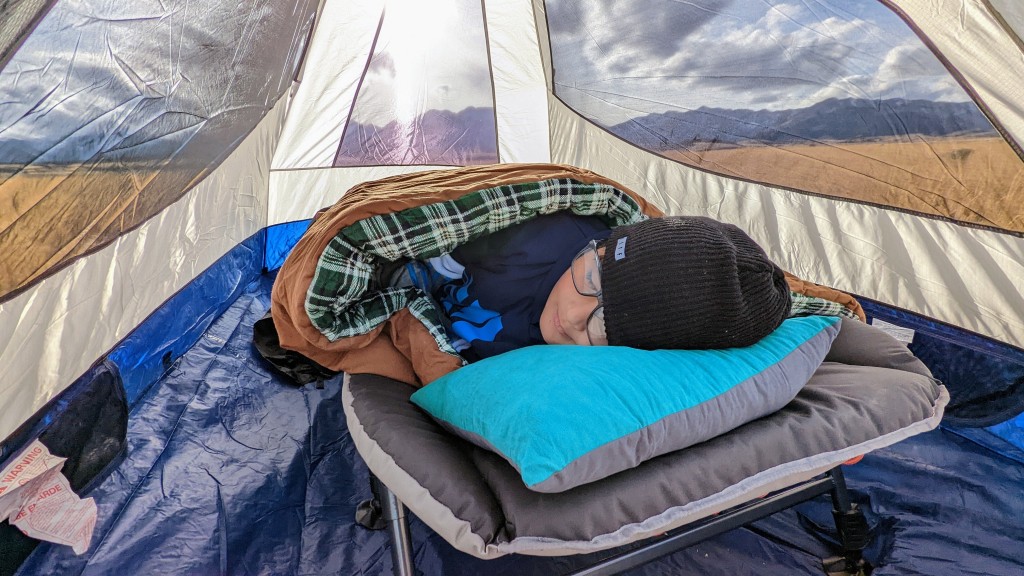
[0,162,201,299]
[666,136,1024,232]
[2,136,1022,299]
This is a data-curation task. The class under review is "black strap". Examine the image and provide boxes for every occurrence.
[252,312,339,387]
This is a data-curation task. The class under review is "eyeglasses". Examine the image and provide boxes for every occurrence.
[570,240,608,346]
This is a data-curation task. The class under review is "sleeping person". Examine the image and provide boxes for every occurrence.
[394,212,794,361]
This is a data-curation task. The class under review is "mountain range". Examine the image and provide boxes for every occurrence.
[607,97,997,150]
[334,107,498,165]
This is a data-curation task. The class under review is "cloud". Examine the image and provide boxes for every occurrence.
[549,0,969,114]
[870,42,966,101]
[366,52,397,79]
[1,0,318,163]
[550,0,735,81]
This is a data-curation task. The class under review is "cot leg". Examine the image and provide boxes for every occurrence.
[377,479,416,576]
[825,467,870,576]
[355,476,417,576]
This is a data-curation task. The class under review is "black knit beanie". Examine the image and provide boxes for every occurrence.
[600,216,791,350]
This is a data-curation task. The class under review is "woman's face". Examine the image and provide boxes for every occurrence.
[539,267,597,345]
[539,246,607,346]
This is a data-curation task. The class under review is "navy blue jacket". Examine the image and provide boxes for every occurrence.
[435,212,610,360]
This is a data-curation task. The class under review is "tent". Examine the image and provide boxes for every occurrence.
[2,0,1023,573]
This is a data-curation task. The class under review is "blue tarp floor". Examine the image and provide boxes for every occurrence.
[17,275,1024,575]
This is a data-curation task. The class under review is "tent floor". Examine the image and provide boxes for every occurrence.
[17,275,1024,576]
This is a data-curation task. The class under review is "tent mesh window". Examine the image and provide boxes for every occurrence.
[334,0,499,167]
[0,0,52,67]
[547,0,1024,234]
[0,0,319,302]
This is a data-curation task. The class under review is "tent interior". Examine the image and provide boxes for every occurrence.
[2,0,1024,574]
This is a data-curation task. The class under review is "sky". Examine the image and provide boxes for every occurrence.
[0,0,978,164]
[546,0,971,122]
[0,0,491,164]
[349,0,495,125]
[0,0,311,166]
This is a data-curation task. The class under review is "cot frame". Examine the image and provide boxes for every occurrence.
[358,466,868,576]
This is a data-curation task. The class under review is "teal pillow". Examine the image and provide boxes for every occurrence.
[411,316,841,493]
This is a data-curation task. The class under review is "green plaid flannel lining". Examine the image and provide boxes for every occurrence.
[304,176,857,356]
[791,291,859,320]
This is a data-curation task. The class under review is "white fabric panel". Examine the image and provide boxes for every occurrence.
[272,0,384,169]
[548,101,1024,350]
[895,0,1024,148]
[987,0,1024,41]
[486,0,551,163]
[0,98,288,441]
[532,0,554,93]
[268,166,454,225]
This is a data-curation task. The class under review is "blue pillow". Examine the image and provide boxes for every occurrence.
[411,316,841,493]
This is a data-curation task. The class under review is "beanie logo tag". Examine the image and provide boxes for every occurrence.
[614,236,627,261]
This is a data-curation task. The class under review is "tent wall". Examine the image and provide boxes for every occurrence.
[269,0,456,222]
[988,0,1024,41]
[0,0,318,303]
[546,99,1024,351]
[897,0,1024,149]
[268,0,550,225]
[487,0,551,163]
[272,0,382,170]
[0,99,288,441]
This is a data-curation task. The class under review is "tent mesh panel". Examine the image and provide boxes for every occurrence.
[0,0,52,68]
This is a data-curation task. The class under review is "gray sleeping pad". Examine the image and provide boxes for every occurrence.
[343,318,947,558]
